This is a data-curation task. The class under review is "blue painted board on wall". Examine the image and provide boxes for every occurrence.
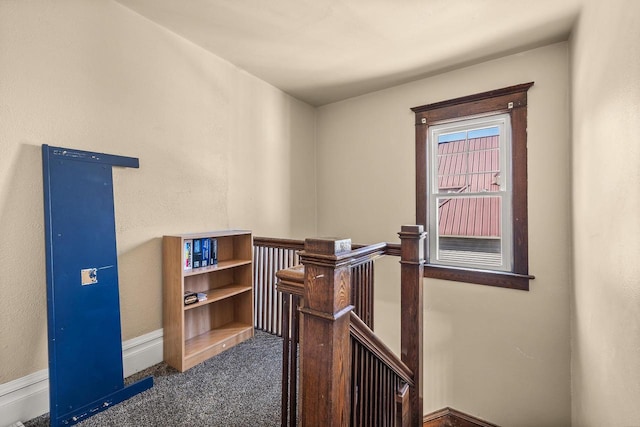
[42,145,153,426]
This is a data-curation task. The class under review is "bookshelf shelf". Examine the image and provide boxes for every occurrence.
[182,259,252,277]
[184,322,254,363]
[184,283,253,309]
[163,230,254,372]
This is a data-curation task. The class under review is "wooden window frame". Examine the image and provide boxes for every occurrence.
[412,83,535,291]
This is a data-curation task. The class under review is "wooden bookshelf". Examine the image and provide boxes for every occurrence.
[163,230,254,372]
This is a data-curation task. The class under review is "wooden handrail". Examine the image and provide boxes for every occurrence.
[349,242,388,266]
[353,242,401,258]
[255,236,401,258]
[253,236,305,251]
[275,264,304,296]
[274,241,397,292]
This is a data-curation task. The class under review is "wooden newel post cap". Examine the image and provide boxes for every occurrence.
[299,237,353,315]
[399,224,424,235]
[303,237,352,257]
[398,225,426,263]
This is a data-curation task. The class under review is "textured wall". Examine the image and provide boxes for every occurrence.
[0,0,316,383]
[570,1,640,425]
[316,43,572,426]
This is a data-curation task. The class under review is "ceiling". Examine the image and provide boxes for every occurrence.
[115,0,582,106]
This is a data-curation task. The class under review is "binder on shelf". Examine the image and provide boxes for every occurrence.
[210,238,218,265]
[201,238,210,268]
[183,240,193,271]
[192,238,202,268]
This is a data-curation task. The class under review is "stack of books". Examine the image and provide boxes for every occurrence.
[184,237,218,271]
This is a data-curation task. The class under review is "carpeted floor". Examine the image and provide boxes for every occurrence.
[24,330,282,427]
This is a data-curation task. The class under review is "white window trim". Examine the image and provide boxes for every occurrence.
[427,113,513,272]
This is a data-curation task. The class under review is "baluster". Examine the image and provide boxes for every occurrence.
[253,245,259,330]
[289,294,300,426]
[261,246,267,332]
[281,293,291,427]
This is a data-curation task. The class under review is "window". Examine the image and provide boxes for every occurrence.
[412,83,534,290]
[430,115,511,271]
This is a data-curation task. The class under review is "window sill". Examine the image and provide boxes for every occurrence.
[423,264,534,291]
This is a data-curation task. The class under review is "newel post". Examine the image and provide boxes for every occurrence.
[399,225,426,426]
[299,238,353,427]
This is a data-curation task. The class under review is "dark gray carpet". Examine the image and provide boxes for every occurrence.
[25,330,282,427]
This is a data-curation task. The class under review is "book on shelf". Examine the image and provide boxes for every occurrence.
[183,240,193,271]
[196,292,207,302]
[210,238,218,265]
[201,238,210,268]
[183,291,198,306]
[192,238,202,268]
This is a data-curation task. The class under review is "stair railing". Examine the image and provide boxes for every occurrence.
[253,237,303,336]
[275,225,425,426]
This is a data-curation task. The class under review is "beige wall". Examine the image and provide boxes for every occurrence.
[4,1,640,424]
[317,43,572,426]
[570,1,640,425]
[0,0,316,384]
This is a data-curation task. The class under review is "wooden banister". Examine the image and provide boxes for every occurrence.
[270,230,423,426]
[275,244,384,426]
[253,236,305,251]
[350,324,412,427]
[254,238,393,337]
[348,242,387,265]
[349,313,413,386]
[354,242,401,258]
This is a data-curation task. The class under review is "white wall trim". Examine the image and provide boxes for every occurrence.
[122,328,164,377]
[0,329,163,427]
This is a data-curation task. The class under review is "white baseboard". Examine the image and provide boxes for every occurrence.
[0,329,163,427]
[0,370,48,427]
[122,328,164,377]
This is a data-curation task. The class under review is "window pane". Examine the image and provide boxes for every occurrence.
[437,138,467,190]
[436,195,504,268]
[437,127,501,194]
[429,116,511,271]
